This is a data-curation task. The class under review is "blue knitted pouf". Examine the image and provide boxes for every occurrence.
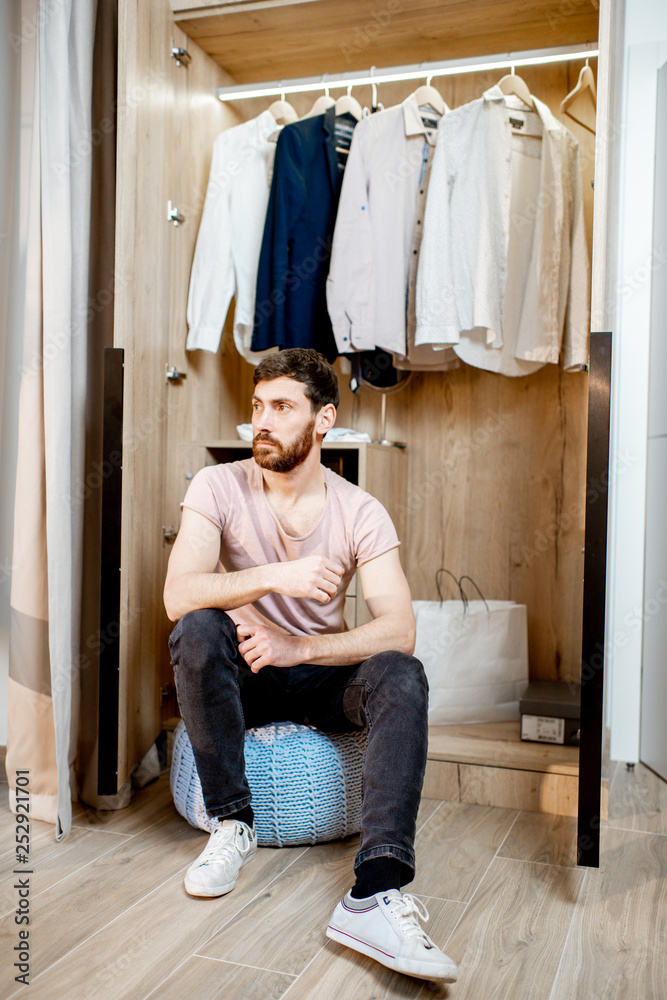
[170,719,366,847]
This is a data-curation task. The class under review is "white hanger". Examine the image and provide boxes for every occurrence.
[371,66,379,111]
[306,80,336,118]
[496,63,536,111]
[335,85,363,121]
[412,75,447,116]
[304,73,336,118]
[560,59,597,135]
[367,66,384,115]
[268,89,299,126]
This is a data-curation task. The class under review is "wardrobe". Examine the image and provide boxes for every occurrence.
[106,0,614,864]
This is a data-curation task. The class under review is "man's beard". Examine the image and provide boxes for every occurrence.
[252,416,316,473]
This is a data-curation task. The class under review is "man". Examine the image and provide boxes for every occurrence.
[164,348,458,984]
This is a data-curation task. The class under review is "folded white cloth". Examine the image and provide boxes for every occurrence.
[236,424,370,441]
[236,423,254,441]
[323,428,371,442]
[235,424,371,444]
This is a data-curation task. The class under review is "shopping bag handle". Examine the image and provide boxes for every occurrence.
[435,569,468,610]
[459,575,489,613]
[435,570,489,614]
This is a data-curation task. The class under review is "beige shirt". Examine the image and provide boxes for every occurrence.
[326,93,457,369]
[181,459,400,637]
[454,110,546,376]
[416,86,590,372]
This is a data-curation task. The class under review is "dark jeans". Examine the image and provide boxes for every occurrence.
[169,608,429,879]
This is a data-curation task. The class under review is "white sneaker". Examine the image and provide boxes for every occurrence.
[184,819,257,897]
[326,889,458,982]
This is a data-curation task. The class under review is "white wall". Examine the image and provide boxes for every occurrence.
[0,4,24,747]
[607,0,667,761]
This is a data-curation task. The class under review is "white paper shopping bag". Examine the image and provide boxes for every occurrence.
[413,572,529,725]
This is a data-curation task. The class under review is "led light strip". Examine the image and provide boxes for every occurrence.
[216,44,599,101]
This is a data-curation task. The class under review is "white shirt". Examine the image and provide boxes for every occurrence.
[326,94,457,369]
[415,86,589,372]
[186,110,279,361]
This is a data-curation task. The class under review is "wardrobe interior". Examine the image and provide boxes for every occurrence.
[113,0,600,783]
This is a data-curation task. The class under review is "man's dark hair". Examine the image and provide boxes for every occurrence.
[253,349,340,411]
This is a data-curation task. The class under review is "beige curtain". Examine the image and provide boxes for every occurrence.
[7,0,99,839]
[0,3,26,792]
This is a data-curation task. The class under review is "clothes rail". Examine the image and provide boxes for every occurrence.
[215,43,599,101]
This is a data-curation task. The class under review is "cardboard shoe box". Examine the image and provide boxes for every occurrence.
[520,681,581,746]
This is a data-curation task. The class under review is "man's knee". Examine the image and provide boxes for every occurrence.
[169,608,237,662]
[367,651,428,702]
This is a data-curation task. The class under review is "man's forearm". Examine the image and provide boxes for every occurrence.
[299,614,416,666]
[164,565,276,621]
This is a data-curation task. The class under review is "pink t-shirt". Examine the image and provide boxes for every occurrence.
[181,458,400,637]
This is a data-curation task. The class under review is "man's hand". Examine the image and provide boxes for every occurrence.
[237,623,306,672]
[272,555,343,603]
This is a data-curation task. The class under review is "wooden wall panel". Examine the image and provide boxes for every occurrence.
[459,765,580,816]
[115,0,246,781]
[422,760,461,801]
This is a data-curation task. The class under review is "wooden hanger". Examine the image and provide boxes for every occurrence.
[496,67,536,111]
[412,77,447,116]
[560,61,597,135]
[335,86,363,121]
[268,94,299,126]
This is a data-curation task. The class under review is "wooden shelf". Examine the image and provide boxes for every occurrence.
[172,0,599,84]
[423,721,602,820]
[428,721,579,776]
[193,438,386,449]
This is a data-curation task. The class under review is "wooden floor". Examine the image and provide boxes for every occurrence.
[1,758,666,999]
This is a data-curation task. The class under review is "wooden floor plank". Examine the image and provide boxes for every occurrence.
[438,857,585,999]
[406,802,518,902]
[148,956,295,1000]
[1,844,306,1000]
[283,896,465,1000]
[283,943,424,1000]
[607,762,667,835]
[0,810,205,984]
[0,810,63,869]
[416,797,444,832]
[497,812,578,868]
[550,826,667,999]
[71,774,180,836]
[0,826,124,917]
[0,794,56,850]
[1,760,663,1000]
[198,839,360,975]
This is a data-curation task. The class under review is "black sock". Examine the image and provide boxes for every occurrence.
[227,805,254,829]
[350,857,411,898]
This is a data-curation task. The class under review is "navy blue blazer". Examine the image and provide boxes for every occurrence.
[252,108,352,361]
